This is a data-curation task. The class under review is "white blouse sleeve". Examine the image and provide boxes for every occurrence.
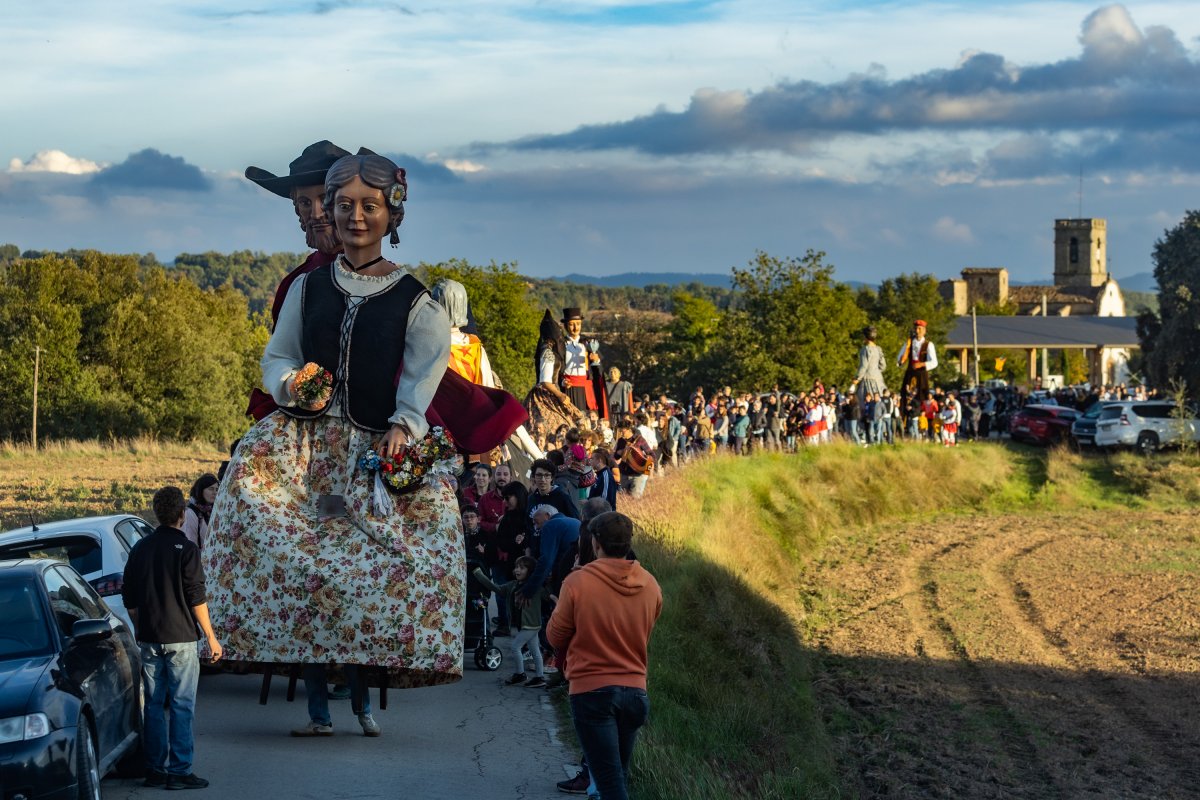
[536,348,556,384]
[387,294,450,439]
[260,274,306,406]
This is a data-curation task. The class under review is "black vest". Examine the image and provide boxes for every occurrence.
[281,264,427,432]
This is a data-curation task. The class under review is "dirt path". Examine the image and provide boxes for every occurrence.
[803,509,1200,799]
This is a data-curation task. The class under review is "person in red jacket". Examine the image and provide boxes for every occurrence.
[547,512,662,800]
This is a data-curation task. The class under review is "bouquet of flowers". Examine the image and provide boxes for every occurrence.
[292,362,333,407]
[358,426,458,515]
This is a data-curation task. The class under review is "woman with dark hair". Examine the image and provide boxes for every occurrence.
[525,310,584,434]
[207,152,470,736]
[182,473,218,549]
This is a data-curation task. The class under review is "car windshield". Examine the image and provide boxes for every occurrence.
[0,574,54,659]
[0,535,102,577]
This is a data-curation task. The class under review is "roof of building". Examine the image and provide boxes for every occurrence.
[945,315,1139,349]
[1008,283,1108,306]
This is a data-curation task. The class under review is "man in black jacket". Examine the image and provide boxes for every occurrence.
[122,486,223,790]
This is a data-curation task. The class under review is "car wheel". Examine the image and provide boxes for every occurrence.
[1136,431,1159,454]
[77,722,102,800]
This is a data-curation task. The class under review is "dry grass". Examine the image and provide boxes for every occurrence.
[0,438,227,528]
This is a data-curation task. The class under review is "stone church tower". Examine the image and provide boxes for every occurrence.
[1053,218,1108,288]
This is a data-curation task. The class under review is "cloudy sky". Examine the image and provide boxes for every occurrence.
[3,1,1197,285]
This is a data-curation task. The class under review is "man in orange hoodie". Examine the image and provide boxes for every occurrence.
[547,512,662,800]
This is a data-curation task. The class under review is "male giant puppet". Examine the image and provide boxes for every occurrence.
[896,319,938,426]
[561,307,608,421]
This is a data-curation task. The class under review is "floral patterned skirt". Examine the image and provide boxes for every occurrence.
[205,412,465,688]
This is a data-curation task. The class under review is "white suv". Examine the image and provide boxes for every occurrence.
[1093,400,1200,453]
[0,514,155,631]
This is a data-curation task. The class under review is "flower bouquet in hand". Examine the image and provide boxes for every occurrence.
[358,426,458,515]
[292,362,333,409]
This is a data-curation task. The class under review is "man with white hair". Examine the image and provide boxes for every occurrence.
[524,505,580,608]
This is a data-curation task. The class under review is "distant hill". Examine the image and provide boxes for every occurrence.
[1115,271,1157,292]
[557,271,875,290]
[559,272,733,289]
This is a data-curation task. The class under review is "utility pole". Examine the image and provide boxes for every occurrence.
[971,305,980,387]
[32,346,41,451]
[1041,295,1049,389]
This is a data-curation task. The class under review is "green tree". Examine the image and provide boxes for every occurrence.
[722,250,868,391]
[0,256,94,440]
[1141,210,1200,396]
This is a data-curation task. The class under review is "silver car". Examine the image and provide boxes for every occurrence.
[0,514,156,631]
[1093,400,1200,452]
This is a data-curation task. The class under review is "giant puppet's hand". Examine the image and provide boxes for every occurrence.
[378,424,411,458]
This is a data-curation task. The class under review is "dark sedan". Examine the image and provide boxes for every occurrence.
[0,559,141,800]
[1008,404,1080,445]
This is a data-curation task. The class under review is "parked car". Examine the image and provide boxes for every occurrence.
[0,515,155,633]
[0,558,142,799]
[1094,400,1200,452]
[1070,401,1120,449]
[1008,404,1080,445]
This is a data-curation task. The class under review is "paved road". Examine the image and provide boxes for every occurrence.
[101,664,575,800]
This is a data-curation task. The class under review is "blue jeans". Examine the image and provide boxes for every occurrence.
[303,664,371,724]
[140,642,200,776]
[847,419,863,444]
[570,686,650,800]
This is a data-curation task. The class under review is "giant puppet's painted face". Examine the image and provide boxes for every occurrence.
[565,319,583,338]
[332,176,391,251]
[293,184,340,255]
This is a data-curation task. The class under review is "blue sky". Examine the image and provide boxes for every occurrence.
[2,1,1198,286]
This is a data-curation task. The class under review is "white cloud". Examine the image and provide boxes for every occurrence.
[932,216,974,244]
[444,159,487,174]
[8,150,103,174]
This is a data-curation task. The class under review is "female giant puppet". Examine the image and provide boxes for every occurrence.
[206,153,524,689]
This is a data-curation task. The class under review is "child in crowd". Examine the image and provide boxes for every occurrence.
[471,556,548,688]
[462,505,492,564]
[940,397,960,447]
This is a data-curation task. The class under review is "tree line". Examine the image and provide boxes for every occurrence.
[3,211,1194,445]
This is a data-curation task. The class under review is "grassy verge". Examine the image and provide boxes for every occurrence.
[621,443,1200,799]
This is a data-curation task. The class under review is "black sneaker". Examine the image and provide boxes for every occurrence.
[557,771,590,794]
[166,773,210,790]
[524,676,547,689]
[505,672,527,685]
[143,770,168,787]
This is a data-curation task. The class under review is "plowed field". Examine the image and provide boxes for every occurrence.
[804,509,1200,799]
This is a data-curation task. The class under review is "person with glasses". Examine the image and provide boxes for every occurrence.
[527,458,580,521]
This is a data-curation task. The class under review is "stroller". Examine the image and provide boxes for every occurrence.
[465,557,503,671]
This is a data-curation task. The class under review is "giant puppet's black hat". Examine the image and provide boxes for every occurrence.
[245,140,352,198]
